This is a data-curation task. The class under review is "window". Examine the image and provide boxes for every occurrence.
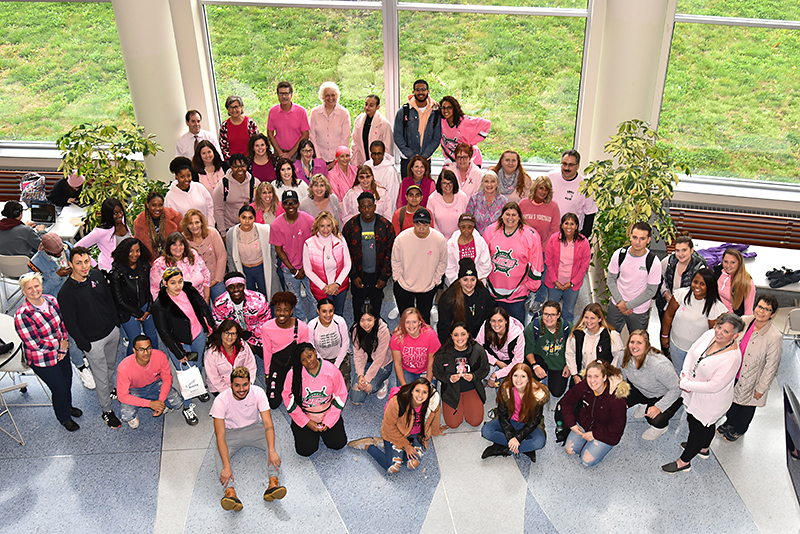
[0,2,132,142]
[660,17,800,183]
[407,0,587,6]
[677,0,800,20]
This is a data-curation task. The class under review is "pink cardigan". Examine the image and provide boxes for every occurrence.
[203,343,257,393]
[76,224,131,271]
[543,232,591,290]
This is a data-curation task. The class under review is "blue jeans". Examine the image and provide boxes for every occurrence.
[119,379,184,422]
[120,304,159,357]
[328,289,347,317]
[498,299,526,325]
[547,285,580,327]
[68,333,83,368]
[481,418,546,452]
[280,265,315,323]
[670,344,689,373]
[243,263,268,297]
[367,434,422,472]
[565,430,614,467]
[166,331,207,407]
[533,266,548,303]
[209,281,226,302]
[350,361,393,405]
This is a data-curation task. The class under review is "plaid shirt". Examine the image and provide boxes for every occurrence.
[14,295,68,367]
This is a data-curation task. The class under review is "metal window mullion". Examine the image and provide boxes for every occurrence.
[675,13,800,30]
[398,2,586,18]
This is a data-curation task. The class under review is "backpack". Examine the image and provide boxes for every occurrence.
[617,246,656,273]
[222,176,255,203]
[20,172,49,205]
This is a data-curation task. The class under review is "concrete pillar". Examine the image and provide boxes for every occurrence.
[112,0,186,182]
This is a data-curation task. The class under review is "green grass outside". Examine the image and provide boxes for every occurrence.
[0,1,798,181]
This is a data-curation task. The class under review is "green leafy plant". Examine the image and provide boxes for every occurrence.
[580,119,690,300]
[56,122,163,230]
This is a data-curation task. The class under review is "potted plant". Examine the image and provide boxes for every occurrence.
[56,122,163,230]
[580,119,690,299]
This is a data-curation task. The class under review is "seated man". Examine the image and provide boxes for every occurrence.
[211,366,285,511]
[116,335,198,428]
[212,272,272,357]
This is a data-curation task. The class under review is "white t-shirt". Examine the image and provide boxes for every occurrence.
[608,248,662,315]
[210,384,269,429]
[546,170,597,230]
[670,287,728,351]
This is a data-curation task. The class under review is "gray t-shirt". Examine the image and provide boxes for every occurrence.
[360,217,376,274]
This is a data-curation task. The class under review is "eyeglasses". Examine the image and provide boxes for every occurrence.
[222,331,238,337]
[455,155,470,160]
[542,313,559,318]
[134,346,153,352]
[755,305,774,313]
[278,92,292,97]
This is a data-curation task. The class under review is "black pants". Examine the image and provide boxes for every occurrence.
[724,402,757,435]
[290,417,347,457]
[626,383,684,429]
[527,360,569,398]
[31,357,74,423]
[681,412,715,463]
[351,272,384,318]
[393,284,437,324]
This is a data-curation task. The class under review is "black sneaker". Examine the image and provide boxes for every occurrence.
[198,393,210,403]
[102,411,121,428]
[662,461,691,474]
[183,404,199,426]
[70,407,83,418]
[110,389,118,401]
[61,419,80,432]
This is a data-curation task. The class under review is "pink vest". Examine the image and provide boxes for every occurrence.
[304,235,351,300]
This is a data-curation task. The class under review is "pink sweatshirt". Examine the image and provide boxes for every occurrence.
[116,349,173,408]
[391,227,448,293]
[283,359,348,428]
[483,224,543,303]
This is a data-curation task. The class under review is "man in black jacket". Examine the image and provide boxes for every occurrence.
[58,246,122,428]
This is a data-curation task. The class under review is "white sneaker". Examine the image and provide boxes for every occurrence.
[642,426,668,441]
[127,416,140,429]
[78,366,96,390]
[376,382,389,400]
[388,306,399,320]
[633,404,647,418]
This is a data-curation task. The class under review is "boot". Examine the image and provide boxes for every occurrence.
[263,476,287,502]
[221,487,243,511]
[481,443,511,459]
[524,450,536,463]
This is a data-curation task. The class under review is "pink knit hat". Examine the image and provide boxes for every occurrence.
[67,172,85,189]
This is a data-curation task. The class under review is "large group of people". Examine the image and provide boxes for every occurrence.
[6,79,786,512]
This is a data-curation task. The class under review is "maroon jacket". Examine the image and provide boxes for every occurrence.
[561,375,629,446]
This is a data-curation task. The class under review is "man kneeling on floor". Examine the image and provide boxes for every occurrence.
[117,335,198,428]
[211,366,285,511]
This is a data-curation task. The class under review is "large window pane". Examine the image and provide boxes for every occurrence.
[660,23,800,183]
[0,2,132,142]
[405,0,587,7]
[399,11,584,163]
[206,6,384,130]
[678,0,800,21]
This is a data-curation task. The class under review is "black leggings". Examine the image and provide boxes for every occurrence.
[681,412,715,463]
[290,417,347,457]
[724,402,757,435]
[527,360,569,398]
[626,383,683,429]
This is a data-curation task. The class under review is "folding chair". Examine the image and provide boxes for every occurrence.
[783,308,800,348]
[0,254,31,313]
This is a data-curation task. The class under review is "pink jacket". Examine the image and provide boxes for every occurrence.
[302,234,351,301]
[544,232,591,290]
[351,110,395,167]
[440,115,491,167]
[75,224,131,271]
[203,343,257,393]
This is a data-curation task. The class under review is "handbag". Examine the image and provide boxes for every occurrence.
[176,362,207,399]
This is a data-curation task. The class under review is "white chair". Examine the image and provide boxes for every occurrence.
[784,308,800,347]
[0,313,51,446]
[0,254,31,313]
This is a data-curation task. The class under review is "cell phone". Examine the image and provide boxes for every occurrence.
[185,351,199,362]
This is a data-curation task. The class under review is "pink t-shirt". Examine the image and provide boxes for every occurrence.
[518,199,560,246]
[261,319,311,369]
[607,248,662,315]
[411,405,423,435]
[210,384,269,429]
[267,104,310,151]
[269,211,315,268]
[512,388,522,422]
[558,240,575,285]
[459,240,477,261]
[426,191,469,239]
[389,327,441,374]
[169,292,202,339]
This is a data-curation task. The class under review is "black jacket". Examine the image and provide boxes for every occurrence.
[48,178,82,207]
[109,261,152,323]
[496,387,545,443]
[436,284,496,344]
[432,341,490,410]
[151,283,216,359]
[57,269,120,352]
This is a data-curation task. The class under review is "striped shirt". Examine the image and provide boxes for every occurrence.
[14,295,68,367]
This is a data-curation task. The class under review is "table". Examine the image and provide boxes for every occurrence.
[0,202,86,243]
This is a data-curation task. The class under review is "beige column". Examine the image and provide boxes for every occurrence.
[112,0,186,182]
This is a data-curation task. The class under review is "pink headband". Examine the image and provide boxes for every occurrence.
[225,276,246,287]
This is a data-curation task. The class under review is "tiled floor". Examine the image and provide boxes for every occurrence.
[2,290,800,533]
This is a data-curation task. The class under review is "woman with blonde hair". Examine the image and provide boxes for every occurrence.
[519,175,560,247]
[480,363,548,461]
[715,248,755,316]
[181,209,226,301]
[302,211,351,315]
[491,150,531,203]
[252,181,279,225]
[466,170,507,234]
[565,303,624,381]
[341,165,392,222]
[299,173,342,227]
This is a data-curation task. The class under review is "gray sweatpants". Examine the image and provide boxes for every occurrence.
[215,421,279,486]
[84,328,120,412]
